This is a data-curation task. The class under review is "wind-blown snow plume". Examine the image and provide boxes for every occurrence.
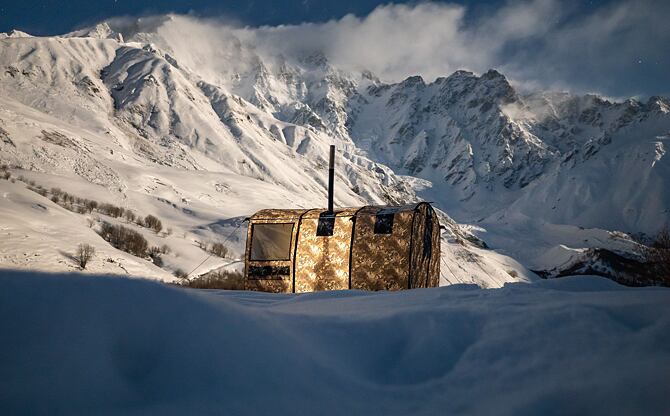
[96,0,669,97]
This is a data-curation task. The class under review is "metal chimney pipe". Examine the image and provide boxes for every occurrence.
[328,145,335,213]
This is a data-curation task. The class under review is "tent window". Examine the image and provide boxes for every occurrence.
[248,265,290,278]
[374,213,394,234]
[316,213,336,236]
[250,223,294,261]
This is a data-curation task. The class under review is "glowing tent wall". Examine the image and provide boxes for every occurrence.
[244,202,440,293]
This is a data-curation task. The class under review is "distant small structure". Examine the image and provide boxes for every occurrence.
[244,146,440,293]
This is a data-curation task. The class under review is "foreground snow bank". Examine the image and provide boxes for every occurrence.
[1,271,669,415]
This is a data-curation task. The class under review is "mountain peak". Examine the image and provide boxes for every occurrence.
[476,69,516,102]
[399,75,425,88]
[438,70,475,83]
[647,96,670,113]
[0,29,32,39]
[481,69,506,81]
[66,22,124,42]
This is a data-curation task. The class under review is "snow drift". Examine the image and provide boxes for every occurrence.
[1,270,669,415]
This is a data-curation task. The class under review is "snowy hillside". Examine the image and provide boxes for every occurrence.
[1,271,669,415]
[0,15,668,285]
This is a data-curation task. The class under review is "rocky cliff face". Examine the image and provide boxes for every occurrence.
[0,16,668,284]
[190,29,669,234]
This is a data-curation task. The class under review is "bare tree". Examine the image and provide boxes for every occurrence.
[144,214,163,233]
[173,269,188,279]
[99,222,148,257]
[85,199,98,212]
[180,269,244,290]
[148,246,162,256]
[76,243,95,269]
[124,210,136,223]
[209,242,228,258]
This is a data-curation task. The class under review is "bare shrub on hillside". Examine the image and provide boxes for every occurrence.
[646,225,670,286]
[99,203,124,218]
[99,222,148,257]
[76,243,95,269]
[124,210,136,223]
[85,200,98,212]
[148,246,161,257]
[144,215,163,233]
[180,269,244,290]
[147,246,167,267]
[209,242,228,258]
[28,186,47,197]
[151,255,164,267]
[2,171,10,180]
[61,193,74,204]
[173,269,188,279]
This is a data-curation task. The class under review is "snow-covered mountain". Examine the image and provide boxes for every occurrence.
[1,16,668,286]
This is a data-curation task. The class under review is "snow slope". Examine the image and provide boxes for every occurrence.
[1,271,669,415]
[0,15,668,285]
[0,23,537,287]
[109,15,668,233]
[0,175,534,287]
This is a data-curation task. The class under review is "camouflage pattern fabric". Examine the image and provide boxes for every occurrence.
[244,204,441,293]
[350,206,413,291]
[427,208,441,287]
[294,208,358,292]
[409,203,441,288]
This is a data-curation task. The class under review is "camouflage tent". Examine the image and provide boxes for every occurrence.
[244,202,440,293]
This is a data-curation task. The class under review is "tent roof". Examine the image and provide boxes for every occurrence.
[250,203,427,221]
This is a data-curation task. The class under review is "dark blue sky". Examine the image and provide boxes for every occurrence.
[0,0,610,36]
[0,1,667,97]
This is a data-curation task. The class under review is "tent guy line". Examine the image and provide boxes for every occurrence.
[186,220,245,279]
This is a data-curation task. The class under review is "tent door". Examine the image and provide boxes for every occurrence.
[293,213,353,292]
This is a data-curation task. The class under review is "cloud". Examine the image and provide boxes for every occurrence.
[246,3,472,81]
[109,0,670,97]
[495,0,670,97]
